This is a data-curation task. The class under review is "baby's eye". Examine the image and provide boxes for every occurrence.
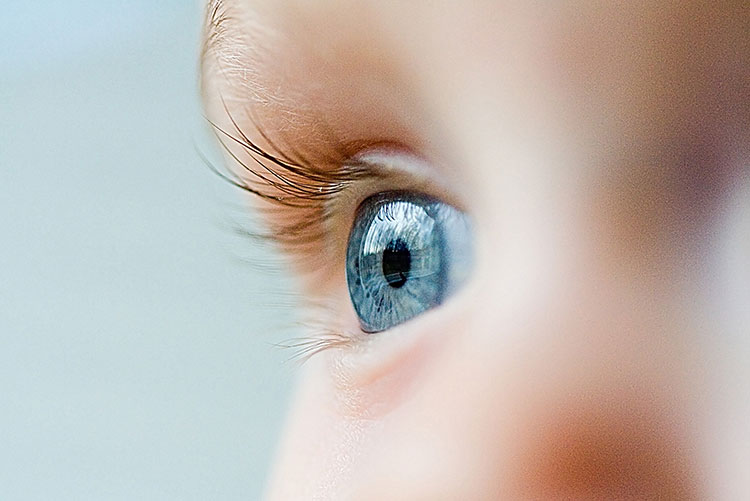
[346,191,473,333]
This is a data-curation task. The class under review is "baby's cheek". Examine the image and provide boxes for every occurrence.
[262,355,367,500]
[268,271,708,500]
[347,289,705,499]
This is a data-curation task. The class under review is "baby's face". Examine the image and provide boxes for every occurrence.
[201,1,748,498]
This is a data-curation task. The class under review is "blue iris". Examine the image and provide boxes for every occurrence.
[346,192,473,332]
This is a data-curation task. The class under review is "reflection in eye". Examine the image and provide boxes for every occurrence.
[346,192,473,332]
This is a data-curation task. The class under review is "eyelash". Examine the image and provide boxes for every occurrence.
[204,101,380,244]
[274,299,356,364]
[204,104,375,360]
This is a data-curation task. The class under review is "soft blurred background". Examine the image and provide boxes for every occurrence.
[1,2,296,499]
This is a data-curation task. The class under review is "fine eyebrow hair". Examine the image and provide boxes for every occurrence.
[202,0,231,63]
[200,0,285,105]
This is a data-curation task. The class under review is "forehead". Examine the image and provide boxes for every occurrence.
[201,0,744,163]
[201,0,459,82]
[201,0,737,93]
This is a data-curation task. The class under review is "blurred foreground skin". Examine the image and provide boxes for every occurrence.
[201,1,748,499]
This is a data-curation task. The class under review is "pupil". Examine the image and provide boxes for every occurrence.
[382,238,411,288]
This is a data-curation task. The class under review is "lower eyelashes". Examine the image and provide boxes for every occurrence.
[346,191,474,333]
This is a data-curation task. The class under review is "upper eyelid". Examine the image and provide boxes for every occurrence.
[357,150,453,195]
[206,98,460,218]
[207,81,449,211]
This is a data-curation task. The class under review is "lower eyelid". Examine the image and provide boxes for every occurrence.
[329,291,465,417]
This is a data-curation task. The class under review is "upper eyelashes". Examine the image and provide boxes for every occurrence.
[207,102,363,205]
[203,101,379,250]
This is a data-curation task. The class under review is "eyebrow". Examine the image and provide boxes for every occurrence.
[199,1,380,211]
[201,0,290,112]
[202,0,231,64]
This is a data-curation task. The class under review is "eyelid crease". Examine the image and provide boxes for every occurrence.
[354,149,464,210]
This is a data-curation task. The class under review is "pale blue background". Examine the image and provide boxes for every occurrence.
[1,2,296,499]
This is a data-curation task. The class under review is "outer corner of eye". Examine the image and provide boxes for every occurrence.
[344,191,474,333]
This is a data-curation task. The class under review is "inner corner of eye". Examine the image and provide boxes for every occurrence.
[344,190,473,334]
